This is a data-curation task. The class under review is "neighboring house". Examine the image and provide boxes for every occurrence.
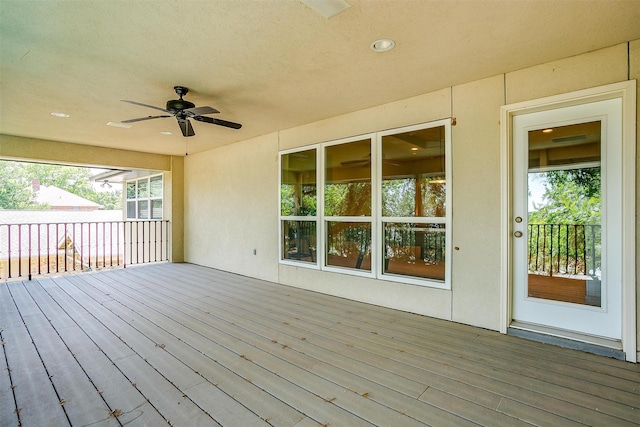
[30,179,102,210]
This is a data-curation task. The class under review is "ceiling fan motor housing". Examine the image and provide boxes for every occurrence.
[166,98,195,113]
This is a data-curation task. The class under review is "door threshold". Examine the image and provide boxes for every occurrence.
[508,321,625,360]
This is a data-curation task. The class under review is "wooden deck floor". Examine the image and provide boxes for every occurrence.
[1,263,639,426]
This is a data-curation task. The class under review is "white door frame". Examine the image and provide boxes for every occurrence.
[500,81,637,362]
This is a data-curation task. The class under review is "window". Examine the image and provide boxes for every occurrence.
[126,174,163,220]
[380,124,449,283]
[280,148,317,264]
[324,137,373,273]
[279,120,451,288]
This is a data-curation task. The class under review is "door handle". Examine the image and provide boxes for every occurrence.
[514,231,523,238]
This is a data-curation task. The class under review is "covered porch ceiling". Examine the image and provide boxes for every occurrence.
[1,1,639,157]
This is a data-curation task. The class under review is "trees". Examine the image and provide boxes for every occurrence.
[0,161,122,210]
[528,167,601,225]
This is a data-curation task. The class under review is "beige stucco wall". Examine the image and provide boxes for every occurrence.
[184,133,279,282]
[184,41,638,348]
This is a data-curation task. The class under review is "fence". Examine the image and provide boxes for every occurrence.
[528,223,600,278]
[0,220,170,281]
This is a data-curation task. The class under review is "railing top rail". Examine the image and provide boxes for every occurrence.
[0,219,170,227]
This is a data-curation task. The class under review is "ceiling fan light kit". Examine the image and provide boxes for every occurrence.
[120,85,242,137]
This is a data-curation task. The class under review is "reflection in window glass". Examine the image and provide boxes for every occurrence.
[325,139,371,216]
[151,200,163,219]
[138,200,149,219]
[326,221,371,271]
[150,175,163,198]
[281,149,317,216]
[383,222,445,281]
[127,201,136,219]
[137,179,149,198]
[282,220,316,263]
[126,182,136,199]
[382,126,446,217]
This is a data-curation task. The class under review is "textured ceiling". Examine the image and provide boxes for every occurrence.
[1,0,639,157]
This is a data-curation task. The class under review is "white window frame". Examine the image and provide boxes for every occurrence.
[279,145,321,269]
[125,174,164,221]
[278,119,452,290]
[322,133,376,278]
[376,120,452,289]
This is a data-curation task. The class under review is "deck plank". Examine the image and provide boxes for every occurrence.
[2,263,640,427]
[96,270,480,425]
[8,280,119,427]
[130,265,640,425]
[31,277,169,426]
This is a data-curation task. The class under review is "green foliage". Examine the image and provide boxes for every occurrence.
[0,161,41,209]
[325,182,371,216]
[529,168,601,225]
[0,161,122,210]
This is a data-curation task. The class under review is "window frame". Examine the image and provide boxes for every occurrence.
[279,145,321,269]
[376,120,452,289]
[125,173,164,221]
[322,134,376,278]
[278,120,452,289]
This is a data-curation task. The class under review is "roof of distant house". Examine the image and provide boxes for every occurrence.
[31,180,102,210]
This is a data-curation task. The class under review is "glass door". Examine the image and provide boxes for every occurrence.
[512,98,622,340]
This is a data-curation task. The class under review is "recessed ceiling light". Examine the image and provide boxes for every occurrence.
[160,131,173,136]
[370,38,395,52]
[410,147,419,151]
[51,112,69,118]
[106,121,132,129]
[543,128,553,133]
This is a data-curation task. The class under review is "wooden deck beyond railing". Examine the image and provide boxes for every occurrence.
[1,263,638,426]
[0,220,170,281]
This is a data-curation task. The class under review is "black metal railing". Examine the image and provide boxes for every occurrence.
[528,223,600,277]
[0,220,170,281]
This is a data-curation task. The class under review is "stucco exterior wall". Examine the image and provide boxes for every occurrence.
[184,133,279,282]
[184,41,638,350]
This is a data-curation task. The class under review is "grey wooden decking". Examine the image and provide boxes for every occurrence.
[1,263,638,427]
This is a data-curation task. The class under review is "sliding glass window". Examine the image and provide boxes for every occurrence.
[280,148,318,265]
[278,119,451,288]
[325,137,373,273]
[379,122,450,285]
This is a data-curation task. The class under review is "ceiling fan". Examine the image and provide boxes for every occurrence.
[120,86,242,137]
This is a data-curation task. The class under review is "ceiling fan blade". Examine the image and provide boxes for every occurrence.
[193,115,242,129]
[121,100,170,113]
[185,106,220,116]
[121,115,171,123]
[177,118,195,137]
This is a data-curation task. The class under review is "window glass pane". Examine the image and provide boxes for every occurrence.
[151,200,163,219]
[282,220,316,263]
[527,121,602,306]
[326,221,371,271]
[126,201,136,218]
[383,222,445,281]
[150,175,163,198]
[281,149,317,216]
[382,126,446,217]
[325,139,371,216]
[138,200,149,219]
[126,182,136,199]
[137,179,149,198]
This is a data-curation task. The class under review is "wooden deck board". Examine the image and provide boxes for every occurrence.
[1,263,639,426]
[127,265,640,425]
